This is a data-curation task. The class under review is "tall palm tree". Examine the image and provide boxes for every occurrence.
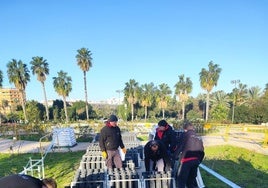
[157,83,172,119]
[0,70,3,87]
[53,71,72,122]
[7,59,30,122]
[175,74,193,120]
[140,82,156,121]
[124,79,138,121]
[76,47,93,120]
[230,80,240,123]
[235,83,248,106]
[199,61,222,122]
[30,56,50,121]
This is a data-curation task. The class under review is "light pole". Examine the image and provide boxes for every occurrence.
[231,80,240,123]
[116,90,123,105]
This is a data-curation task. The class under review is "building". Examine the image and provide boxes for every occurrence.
[0,87,21,114]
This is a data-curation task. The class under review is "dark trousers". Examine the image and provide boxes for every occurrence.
[107,149,122,169]
[177,159,199,188]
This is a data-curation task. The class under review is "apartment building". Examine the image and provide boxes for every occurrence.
[0,87,21,114]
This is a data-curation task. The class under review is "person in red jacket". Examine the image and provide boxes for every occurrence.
[99,114,126,169]
[0,174,57,188]
[154,119,178,161]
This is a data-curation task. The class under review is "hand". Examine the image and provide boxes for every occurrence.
[122,147,127,154]
[102,151,107,159]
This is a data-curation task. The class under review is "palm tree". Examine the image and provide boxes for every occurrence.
[210,90,230,121]
[230,79,240,123]
[157,83,172,119]
[175,74,193,120]
[7,59,30,122]
[199,61,222,122]
[0,70,3,87]
[247,86,262,105]
[53,71,72,122]
[30,56,50,121]
[76,47,93,120]
[140,82,156,121]
[235,83,248,106]
[124,79,139,121]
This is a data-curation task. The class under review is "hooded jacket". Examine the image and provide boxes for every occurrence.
[154,124,177,154]
[99,121,125,151]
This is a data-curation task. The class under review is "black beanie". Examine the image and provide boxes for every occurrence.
[158,119,168,127]
[109,115,118,122]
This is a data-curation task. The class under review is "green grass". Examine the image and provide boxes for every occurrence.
[0,151,84,188]
[0,145,267,188]
[202,145,268,188]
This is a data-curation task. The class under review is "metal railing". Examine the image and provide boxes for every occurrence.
[199,163,241,188]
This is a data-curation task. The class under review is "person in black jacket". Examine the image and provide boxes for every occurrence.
[99,114,126,169]
[144,140,172,172]
[154,119,178,164]
[176,120,205,188]
[0,174,57,188]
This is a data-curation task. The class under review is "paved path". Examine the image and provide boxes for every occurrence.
[1,132,267,155]
[0,138,90,154]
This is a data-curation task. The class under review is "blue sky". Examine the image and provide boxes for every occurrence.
[1,0,267,102]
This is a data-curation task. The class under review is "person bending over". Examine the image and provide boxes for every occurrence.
[144,140,172,172]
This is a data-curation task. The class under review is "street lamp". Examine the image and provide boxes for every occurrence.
[231,80,240,123]
[116,90,123,105]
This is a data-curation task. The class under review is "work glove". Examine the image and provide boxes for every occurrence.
[102,151,107,159]
[122,147,127,154]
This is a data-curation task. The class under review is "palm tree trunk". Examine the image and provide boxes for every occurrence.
[20,90,27,122]
[63,96,69,122]
[182,101,185,120]
[42,82,49,121]
[131,103,134,121]
[206,91,210,122]
[83,71,89,120]
[162,108,165,119]
[145,106,147,121]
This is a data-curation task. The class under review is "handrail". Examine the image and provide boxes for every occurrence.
[39,133,53,157]
[199,163,241,188]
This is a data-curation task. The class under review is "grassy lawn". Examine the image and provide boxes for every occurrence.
[0,151,85,188]
[202,145,268,188]
[0,145,267,188]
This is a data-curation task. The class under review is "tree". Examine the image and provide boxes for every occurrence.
[235,83,248,106]
[30,56,50,121]
[26,100,45,124]
[124,79,139,121]
[140,82,156,121]
[210,90,230,122]
[0,70,3,87]
[175,74,193,120]
[199,61,221,122]
[53,71,72,122]
[76,47,93,120]
[7,59,30,122]
[157,83,172,119]
[247,86,262,105]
